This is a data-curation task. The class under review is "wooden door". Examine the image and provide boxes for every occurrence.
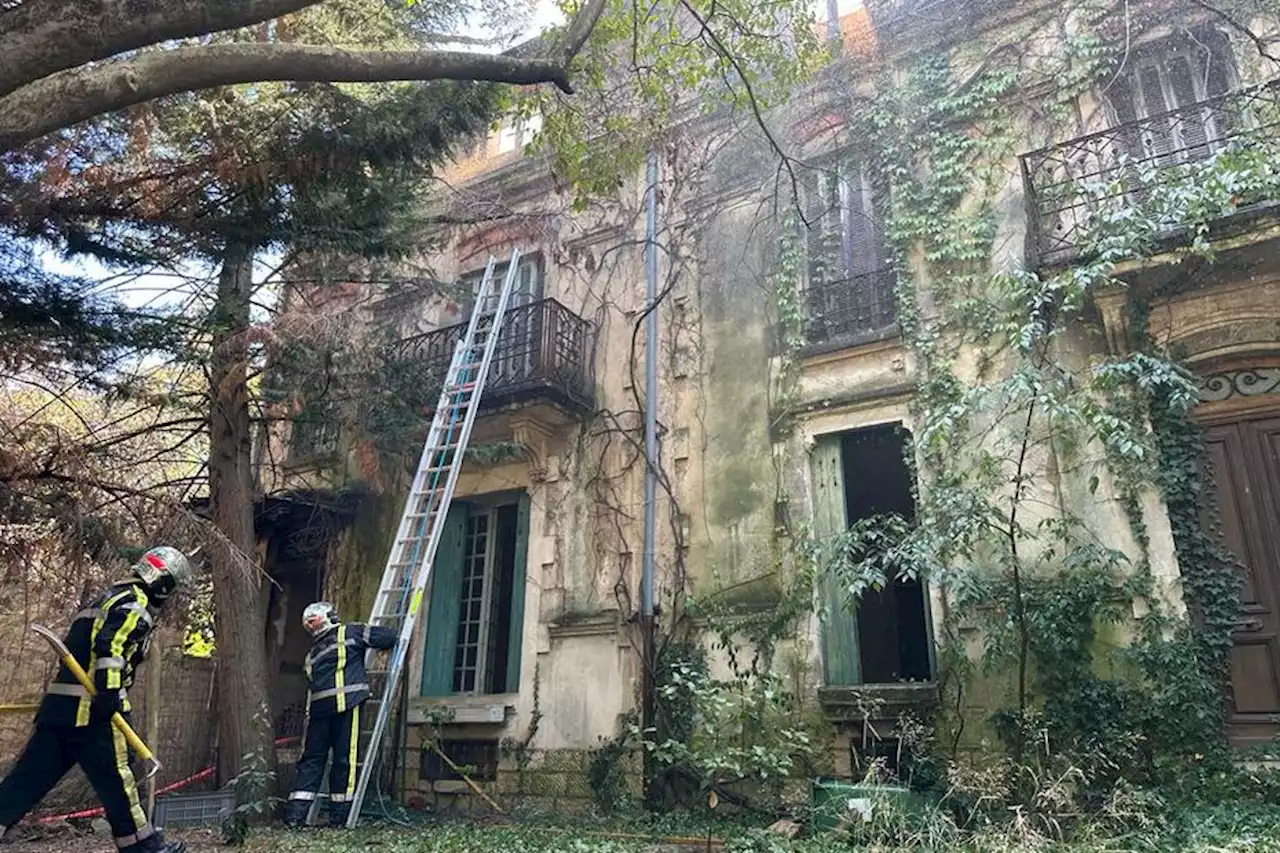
[1203,416,1280,745]
[810,436,862,686]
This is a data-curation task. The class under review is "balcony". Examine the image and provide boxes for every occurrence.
[392,298,594,416]
[1021,79,1280,267]
[805,266,899,352]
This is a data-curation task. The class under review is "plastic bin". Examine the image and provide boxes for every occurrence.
[153,789,236,829]
[809,778,926,832]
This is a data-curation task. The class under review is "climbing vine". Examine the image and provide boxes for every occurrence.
[758,0,1280,816]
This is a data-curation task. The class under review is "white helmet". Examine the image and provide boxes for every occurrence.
[302,601,338,637]
[133,545,193,605]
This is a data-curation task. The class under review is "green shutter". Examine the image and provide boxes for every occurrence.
[420,505,467,697]
[810,437,861,686]
[504,493,530,694]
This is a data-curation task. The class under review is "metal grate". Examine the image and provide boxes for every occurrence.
[1021,78,1280,265]
[153,790,236,829]
[393,298,594,413]
[805,266,899,346]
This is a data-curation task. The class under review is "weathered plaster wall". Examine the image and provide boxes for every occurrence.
[259,0,1280,803]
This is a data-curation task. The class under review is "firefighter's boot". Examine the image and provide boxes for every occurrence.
[282,799,310,829]
[121,833,187,853]
[328,801,351,829]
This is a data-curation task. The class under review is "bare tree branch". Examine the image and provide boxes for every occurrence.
[1186,0,1280,63]
[0,0,609,152]
[0,0,318,100]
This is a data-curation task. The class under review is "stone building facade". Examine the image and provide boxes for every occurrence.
[256,0,1280,810]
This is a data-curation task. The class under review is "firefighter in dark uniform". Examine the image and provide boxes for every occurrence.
[0,546,193,853]
[284,602,396,829]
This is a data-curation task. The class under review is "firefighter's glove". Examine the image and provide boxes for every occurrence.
[90,691,123,724]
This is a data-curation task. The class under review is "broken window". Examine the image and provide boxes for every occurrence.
[801,153,897,347]
[810,423,932,685]
[421,494,530,697]
[287,409,339,462]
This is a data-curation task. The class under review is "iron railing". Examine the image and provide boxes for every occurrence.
[1021,78,1280,265]
[393,298,594,413]
[805,266,899,347]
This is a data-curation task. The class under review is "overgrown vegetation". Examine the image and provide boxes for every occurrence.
[584,0,1280,840]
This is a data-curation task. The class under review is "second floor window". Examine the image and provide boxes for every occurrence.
[463,253,543,316]
[1105,30,1236,165]
[802,154,897,346]
[289,412,339,462]
[461,253,544,385]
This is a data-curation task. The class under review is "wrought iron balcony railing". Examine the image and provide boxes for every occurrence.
[393,298,594,414]
[1021,78,1280,266]
[805,266,899,348]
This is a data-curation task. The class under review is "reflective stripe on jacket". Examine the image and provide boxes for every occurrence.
[37,581,154,728]
[303,622,397,718]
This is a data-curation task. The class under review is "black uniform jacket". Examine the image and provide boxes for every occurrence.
[37,580,154,728]
[303,622,397,718]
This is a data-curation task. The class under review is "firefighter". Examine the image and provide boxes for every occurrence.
[283,602,396,829]
[0,546,194,853]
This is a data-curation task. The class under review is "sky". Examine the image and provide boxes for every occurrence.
[42,0,866,311]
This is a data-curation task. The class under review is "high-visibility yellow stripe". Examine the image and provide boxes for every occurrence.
[106,598,144,692]
[410,589,423,616]
[346,705,360,798]
[111,723,149,834]
[79,590,132,726]
[335,625,347,714]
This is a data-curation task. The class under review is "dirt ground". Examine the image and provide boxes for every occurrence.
[0,826,224,853]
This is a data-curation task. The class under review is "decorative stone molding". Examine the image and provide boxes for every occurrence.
[511,418,557,482]
[1198,368,1280,403]
[1092,287,1130,356]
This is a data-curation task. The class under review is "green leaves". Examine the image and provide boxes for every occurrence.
[524,0,823,206]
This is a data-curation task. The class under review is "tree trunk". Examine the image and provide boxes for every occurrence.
[208,243,275,790]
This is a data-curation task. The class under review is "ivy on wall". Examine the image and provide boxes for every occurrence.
[759,0,1280,814]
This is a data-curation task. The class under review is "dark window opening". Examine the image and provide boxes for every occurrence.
[288,415,339,461]
[801,154,897,347]
[840,424,931,683]
[420,739,499,783]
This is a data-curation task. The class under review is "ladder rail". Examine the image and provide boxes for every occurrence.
[301,257,501,828]
[374,257,498,618]
[346,248,523,825]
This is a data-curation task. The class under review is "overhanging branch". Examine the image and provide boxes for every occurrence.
[0,0,318,101]
[0,0,608,152]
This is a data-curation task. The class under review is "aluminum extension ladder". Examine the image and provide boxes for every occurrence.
[304,249,523,828]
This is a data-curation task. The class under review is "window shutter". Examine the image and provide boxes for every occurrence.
[420,505,468,697]
[810,437,861,686]
[847,163,882,276]
[1167,55,1213,156]
[504,493,531,694]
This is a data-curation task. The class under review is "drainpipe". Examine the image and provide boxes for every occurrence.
[641,150,660,804]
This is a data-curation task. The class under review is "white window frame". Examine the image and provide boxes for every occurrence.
[453,508,500,695]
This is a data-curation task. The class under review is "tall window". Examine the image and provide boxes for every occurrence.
[461,254,545,388]
[460,252,540,384]
[802,154,896,346]
[422,496,530,697]
[1106,30,1236,165]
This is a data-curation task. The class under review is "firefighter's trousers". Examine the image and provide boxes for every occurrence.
[284,704,361,827]
[0,721,159,851]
